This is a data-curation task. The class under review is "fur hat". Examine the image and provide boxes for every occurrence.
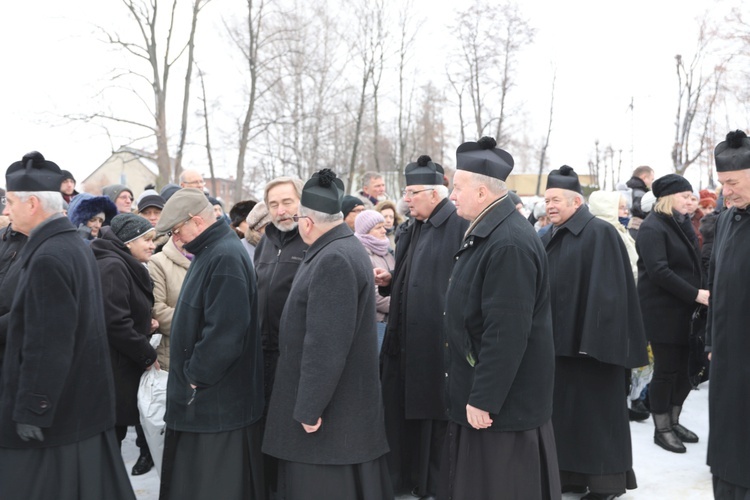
[246,202,271,231]
[230,200,257,227]
[68,193,118,227]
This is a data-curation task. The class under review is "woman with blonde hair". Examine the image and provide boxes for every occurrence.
[636,174,708,454]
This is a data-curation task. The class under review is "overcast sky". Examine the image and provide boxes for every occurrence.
[0,0,738,193]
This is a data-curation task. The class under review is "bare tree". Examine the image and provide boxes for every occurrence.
[535,69,556,195]
[396,0,419,173]
[672,20,724,176]
[197,67,217,195]
[451,0,534,144]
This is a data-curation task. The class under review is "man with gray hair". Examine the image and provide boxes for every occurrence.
[441,137,560,498]
[374,155,468,499]
[179,169,207,191]
[357,170,387,207]
[0,152,136,500]
[263,169,391,497]
[542,165,648,499]
[253,175,307,498]
[156,188,264,499]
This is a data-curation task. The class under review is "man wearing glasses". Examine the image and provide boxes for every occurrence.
[374,155,468,500]
[179,169,207,190]
[155,188,265,499]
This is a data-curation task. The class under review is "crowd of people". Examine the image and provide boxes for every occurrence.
[0,129,748,500]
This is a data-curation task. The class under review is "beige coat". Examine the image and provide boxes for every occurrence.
[589,190,639,281]
[147,237,190,370]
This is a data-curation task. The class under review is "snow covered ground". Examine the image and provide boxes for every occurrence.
[124,381,713,499]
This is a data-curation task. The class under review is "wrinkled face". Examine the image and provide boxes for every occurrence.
[449,170,483,221]
[404,185,436,221]
[345,205,365,229]
[127,233,156,263]
[267,183,300,232]
[367,222,387,240]
[61,179,76,196]
[545,188,580,226]
[672,191,693,215]
[618,199,629,218]
[4,192,34,235]
[139,207,162,227]
[380,208,395,229]
[718,169,750,210]
[364,177,386,198]
[115,191,133,213]
[170,216,200,245]
[87,216,104,237]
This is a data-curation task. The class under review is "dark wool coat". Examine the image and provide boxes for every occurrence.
[165,219,264,433]
[636,211,703,345]
[263,223,389,465]
[444,196,555,431]
[0,216,116,448]
[380,199,469,420]
[91,227,157,425]
[706,206,750,489]
[253,225,307,406]
[542,206,648,368]
[0,225,27,373]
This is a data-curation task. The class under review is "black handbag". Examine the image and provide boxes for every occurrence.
[688,305,709,388]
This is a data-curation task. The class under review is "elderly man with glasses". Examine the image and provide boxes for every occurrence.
[179,169,207,190]
[373,155,469,500]
[155,188,265,499]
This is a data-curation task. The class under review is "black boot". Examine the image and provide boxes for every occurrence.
[653,413,685,453]
[670,405,699,443]
[131,452,154,476]
[628,399,649,421]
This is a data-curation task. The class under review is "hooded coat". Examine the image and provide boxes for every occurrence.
[589,191,638,281]
[91,227,158,425]
[68,193,118,237]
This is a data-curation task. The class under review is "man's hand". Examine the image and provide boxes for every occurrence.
[695,289,710,306]
[466,404,493,430]
[16,423,44,442]
[374,268,392,287]
[302,417,322,433]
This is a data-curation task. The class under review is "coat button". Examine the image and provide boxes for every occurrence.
[735,214,742,221]
[40,401,48,409]
[445,372,448,377]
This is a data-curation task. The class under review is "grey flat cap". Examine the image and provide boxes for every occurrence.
[155,188,212,233]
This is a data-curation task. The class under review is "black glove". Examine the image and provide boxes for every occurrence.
[16,423,44,442]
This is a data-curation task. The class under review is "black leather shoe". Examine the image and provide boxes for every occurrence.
[131,454,154,476]
[629,399,650,421]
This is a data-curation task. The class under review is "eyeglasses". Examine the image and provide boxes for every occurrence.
[117,193,134,202]
[292,215,313,224]
[402,188,434,198]
[167,216,195,236]
[183,179,206,187]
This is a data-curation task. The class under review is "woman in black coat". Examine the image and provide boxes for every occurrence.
[636,174,709,454]
[91,213,159,473]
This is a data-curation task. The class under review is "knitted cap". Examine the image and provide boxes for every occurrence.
[341,195,365,218]
[354,210,385,235]
[651,174,692,198]
[111,213,155,244]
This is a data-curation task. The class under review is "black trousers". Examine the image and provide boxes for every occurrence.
[114,424,151,458]
[649,342,692,414]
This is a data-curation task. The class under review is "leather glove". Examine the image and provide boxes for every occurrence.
[16,423,44,442]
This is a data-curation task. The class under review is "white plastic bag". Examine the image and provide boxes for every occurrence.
[137,368,168,476]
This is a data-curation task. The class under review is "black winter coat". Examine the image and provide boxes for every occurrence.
[380,199,469,420]
[254,225,307,353]
[626,176,649,219]
[542,206,648,368]
[444,196,555,431]
[263,223,389,464]
[0,225,27,373]
[91,227,157,425]
[706,207,750,489]
[165,219,264,432]
[0,216,115,448]
[636,211,702,345]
